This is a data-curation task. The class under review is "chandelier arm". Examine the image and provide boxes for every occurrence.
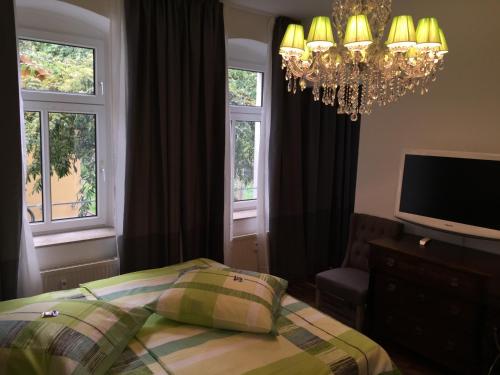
[285,54,321,82]
[286,59,307,79]
[368,0,392,42]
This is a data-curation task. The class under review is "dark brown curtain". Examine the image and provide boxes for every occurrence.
[269,17,361,281]
[0,0,23,301]
[122,0,226,273]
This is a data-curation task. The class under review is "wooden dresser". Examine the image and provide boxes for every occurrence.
[484,281,500,375]
[368,235,500,374]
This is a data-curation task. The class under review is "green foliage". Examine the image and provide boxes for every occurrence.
[25,112,43,194]
[19,39,94,95]
[228,69,259,106]
[49,113,97,217]
[25,112,97,218]
[234,121,256,201]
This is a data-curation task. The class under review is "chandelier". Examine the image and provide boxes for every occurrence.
[279,0,449,120]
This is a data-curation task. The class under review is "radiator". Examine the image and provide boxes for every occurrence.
[231,234,259,271]
[40,258,119,292]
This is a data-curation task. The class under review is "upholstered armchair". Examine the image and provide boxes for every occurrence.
[316,213,403,330]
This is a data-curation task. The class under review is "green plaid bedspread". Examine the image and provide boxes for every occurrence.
[1,259,401,375]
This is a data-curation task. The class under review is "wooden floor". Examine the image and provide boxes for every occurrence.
[287,282,448,375]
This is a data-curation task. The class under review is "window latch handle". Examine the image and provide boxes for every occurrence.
[100,82,104,96]
[100,163,106,182]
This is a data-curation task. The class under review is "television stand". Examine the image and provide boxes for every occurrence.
[368,234,500,374]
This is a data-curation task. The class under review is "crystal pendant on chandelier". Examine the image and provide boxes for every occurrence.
[279,0,449,120]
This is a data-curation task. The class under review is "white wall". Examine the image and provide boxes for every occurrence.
[228,38,267,69]
[224,5,272,44]
[16,0,109,37]
[37,238,116,271]
[61,0,110,17]
[355,0,500,253]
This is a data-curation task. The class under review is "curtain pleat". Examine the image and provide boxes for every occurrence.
[269,17,361,280]
[122,0,226,272]
[109,0,128,264]
[255,17,276,273]
[0,0,23,301]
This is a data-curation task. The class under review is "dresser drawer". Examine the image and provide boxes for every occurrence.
[371,246,421,278]
[373,311,425,349]
[482,323,499,371]
[427,330,479,373]
[421,262,483,300]
[368,236,494,375]
[373,310,478,372]
[372,274,479,330]
[371,246,484,300]
[482,307,500,372]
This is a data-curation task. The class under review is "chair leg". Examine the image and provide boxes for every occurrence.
[355,304,364,331]
[315,290,321,309]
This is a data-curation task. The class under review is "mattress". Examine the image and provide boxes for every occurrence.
[0,258,400,375]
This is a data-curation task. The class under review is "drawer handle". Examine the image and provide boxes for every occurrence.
[385,257,396,267]
[445,340,456,352]
[386,283,397,293]
[450,305,461,316]
[418,293,425,302]
[450,277,460,288]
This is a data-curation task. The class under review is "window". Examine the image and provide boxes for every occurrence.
[233,120,259,202]
[228,69,263,107]
[19,30,107,233]
[19,39,95,95]
[228,68,263,212]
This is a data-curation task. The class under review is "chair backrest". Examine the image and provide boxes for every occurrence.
[342,213,403,271]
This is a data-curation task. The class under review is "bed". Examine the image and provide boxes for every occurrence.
[0,258,400,375]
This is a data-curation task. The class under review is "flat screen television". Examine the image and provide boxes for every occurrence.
[395,150,500,240]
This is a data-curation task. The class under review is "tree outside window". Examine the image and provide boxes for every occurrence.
[228,68,263,204]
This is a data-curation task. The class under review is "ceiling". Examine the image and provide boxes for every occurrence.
[225,0,331,19]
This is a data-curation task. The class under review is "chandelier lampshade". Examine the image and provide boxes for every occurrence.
[437,28,449,55]
[279,0,449,119]
[386,15,416,52]
[307,16,335,52]
[344,14,373,51]
[416,17,441,49]
[300,40,311,62]
[280,24,305,57]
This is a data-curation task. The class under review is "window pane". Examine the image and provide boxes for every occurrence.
[24,111,44,223]
[19,39,95,95]
[234,121,259,202]
[228,69,263,106]
[49,112,97,220]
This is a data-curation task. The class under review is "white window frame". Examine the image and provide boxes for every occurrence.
[228,62,264,213]
[19,28,109,234]
[18,28,106,105]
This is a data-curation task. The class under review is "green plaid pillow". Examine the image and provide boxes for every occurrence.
[148,267,288,334]
[0,299,150,375]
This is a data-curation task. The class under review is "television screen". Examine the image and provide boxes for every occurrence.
[399,153,500,233]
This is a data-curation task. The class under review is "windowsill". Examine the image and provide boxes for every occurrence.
[233,209,257,221]
[33,227,116,248]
